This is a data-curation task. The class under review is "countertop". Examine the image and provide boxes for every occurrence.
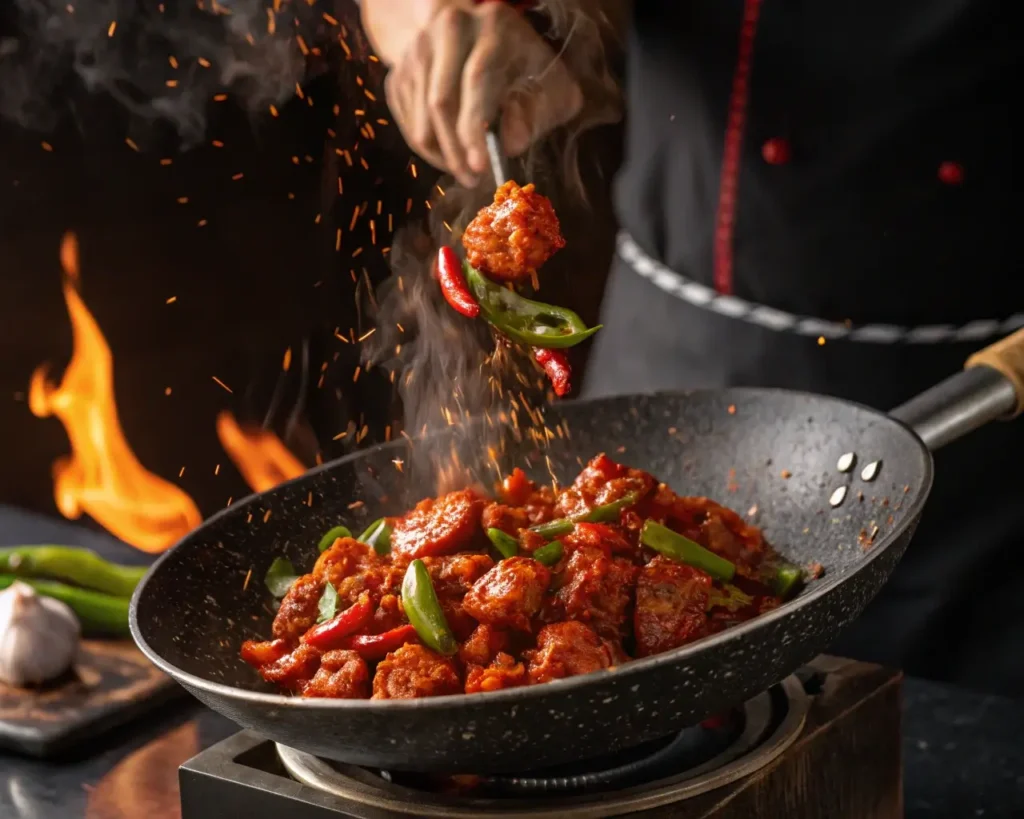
[1,676,1021,818]
[1,509,1022,818]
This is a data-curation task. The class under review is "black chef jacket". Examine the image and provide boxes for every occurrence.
[585,0,1024,695]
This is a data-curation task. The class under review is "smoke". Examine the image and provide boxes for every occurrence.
[362,0,623,493]
[0,0,351,145]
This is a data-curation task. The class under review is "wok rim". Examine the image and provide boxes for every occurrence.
[130,387,934,712]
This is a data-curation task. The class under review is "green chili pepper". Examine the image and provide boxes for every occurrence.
[486,528,519,559]
[579,492,641,523]
[357,519,392,556]
[464,263,601,349]
[639,520,736,582]
[532,541,564,566]
[0,575,130,637]
[772,563,804,600]
[707,584,754,612]
[529,519,575,539]
[528,493,641,540]
[317,526,353,553]
[0,545,146,598]
[264,557,298,598]
[401,559,457,656]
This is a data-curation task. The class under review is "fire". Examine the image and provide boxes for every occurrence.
[28,234,203,553]
[216,411,305,493]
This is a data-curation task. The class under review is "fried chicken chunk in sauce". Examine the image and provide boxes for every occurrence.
[372,644,462,700]
[525,621,615,684]
[550,524,639,641]
[462,556,551,632]
[634,557,712,657]
[303,649,371,699]
[462,181,565,282]
[391,489,484,559]
[465,652,529,694]
[257,643,322,693]
[459,624,510,667]
[271,573,323,644]
[314,537,399,607]
[556,453,656,522]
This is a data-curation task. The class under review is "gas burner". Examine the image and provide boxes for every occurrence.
[179,659,905,819]
[274,677,806,817]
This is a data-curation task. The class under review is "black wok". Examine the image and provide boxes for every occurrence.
[130,330,1024,773]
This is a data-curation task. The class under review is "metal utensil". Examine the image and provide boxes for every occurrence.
[485,127,509,186]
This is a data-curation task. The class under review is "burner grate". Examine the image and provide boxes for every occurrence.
[274,676,807,817]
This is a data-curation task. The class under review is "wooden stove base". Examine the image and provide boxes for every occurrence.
[672,656,903,819]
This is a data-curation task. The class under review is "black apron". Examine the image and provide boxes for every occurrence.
[585,0,1024,696]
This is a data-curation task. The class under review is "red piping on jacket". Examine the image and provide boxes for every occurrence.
[713,0,764,296]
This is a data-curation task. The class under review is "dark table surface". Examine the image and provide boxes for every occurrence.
[2,508,1023,818]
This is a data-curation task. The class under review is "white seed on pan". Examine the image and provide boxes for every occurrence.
[837,452,856,473]
[861,460,882,482]
[829,486,848,507]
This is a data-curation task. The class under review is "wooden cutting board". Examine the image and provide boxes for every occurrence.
[0,506,186,757]
[0,638,183,757]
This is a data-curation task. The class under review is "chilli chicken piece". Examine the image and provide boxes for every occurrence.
[435,180,600,397]
[241,455,807,700]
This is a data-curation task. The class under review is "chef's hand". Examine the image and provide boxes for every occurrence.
[370,2,583,188]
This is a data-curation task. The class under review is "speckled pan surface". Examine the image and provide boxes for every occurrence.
[131,389,933,773]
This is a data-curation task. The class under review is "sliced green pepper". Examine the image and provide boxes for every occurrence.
[529,519,575,539]
[464,262,601,349]
[486,528,519,559]
[639,520,736,582]
[528,493,642,540]
[532,541,564,567]
[358,518,392,556]
[401,559,457,655]
[579,492,640,523]
[317,526,353,552]
[772,563,804,600]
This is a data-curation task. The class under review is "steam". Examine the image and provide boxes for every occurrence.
[363,0,622,493]
[0,0,350,144]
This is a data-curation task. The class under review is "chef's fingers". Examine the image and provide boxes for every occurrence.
[509,57,584,156]
[457,15,512,176]
[501,93,534,159]
[426,7,479,187]
[388,33,448,173]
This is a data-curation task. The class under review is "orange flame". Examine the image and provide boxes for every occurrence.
[28,233,203,553]
[216,411,305,493]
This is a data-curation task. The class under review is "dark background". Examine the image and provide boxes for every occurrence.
[0,8,623,524]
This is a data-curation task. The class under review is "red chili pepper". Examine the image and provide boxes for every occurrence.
[301,593,375,650]
[437,246,480,318]
[532,347,571,396]
[340,625,419,661]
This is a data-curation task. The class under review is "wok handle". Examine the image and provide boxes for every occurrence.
[890,328,1024,451]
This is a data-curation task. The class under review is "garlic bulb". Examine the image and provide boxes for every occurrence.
[0,581,81,687]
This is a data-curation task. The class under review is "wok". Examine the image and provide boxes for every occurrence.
[130,330,1024,773]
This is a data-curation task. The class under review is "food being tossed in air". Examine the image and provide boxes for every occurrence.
[462,179,566,283]
[435,181,601,397]
[241,454,805,700]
